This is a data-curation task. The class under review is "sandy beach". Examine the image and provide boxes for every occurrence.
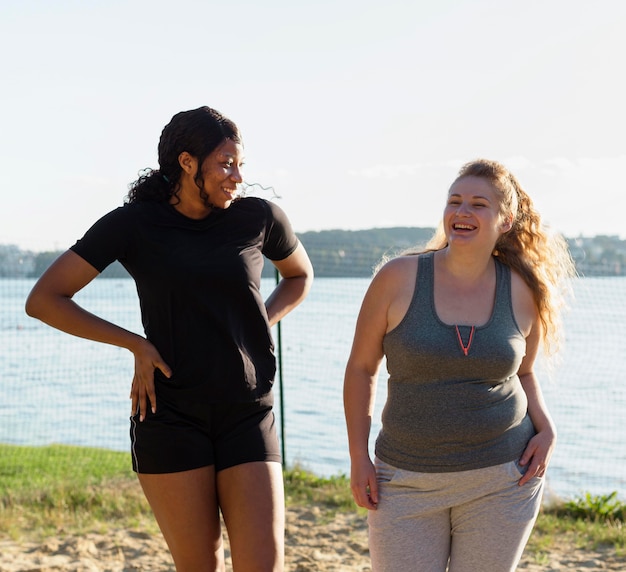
[1,505,624,571]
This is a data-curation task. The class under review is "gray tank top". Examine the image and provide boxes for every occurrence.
[376,251,536,472]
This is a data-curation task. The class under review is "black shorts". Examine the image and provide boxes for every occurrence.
[129,386,281,474]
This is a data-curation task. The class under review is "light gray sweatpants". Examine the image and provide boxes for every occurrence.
[368,458,544,572]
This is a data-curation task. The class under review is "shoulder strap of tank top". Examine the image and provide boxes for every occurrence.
[416,251,435,290]
[492,256,514,321]
[414,251,435,314]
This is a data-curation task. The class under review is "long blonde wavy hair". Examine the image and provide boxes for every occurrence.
[399,159,576,356]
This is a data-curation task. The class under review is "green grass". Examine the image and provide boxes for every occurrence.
[0,444,153,539]
[283,464,355,512]
[0,444,358,540]
[525,492,626,558]
[1,443,625,560]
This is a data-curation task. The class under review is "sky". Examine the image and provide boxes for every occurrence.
[1,0,625,251]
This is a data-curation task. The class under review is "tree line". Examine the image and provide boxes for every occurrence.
[2,228,625,278]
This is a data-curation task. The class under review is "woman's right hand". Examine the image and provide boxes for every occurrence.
[350,456,379,510]
[130,338,172,421]
[25,251,172,421]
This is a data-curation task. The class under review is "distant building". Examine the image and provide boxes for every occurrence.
[0,245,35,278]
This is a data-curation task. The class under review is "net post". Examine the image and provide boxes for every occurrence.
[274,266,287,469]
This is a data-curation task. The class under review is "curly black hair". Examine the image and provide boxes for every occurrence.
[126,106,242,205]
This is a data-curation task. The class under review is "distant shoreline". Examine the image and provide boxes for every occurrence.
[2,227,626,278]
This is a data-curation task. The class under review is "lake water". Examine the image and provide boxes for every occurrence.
[1,277,625,501]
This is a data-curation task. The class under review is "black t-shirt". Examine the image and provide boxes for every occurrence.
[71,197,299,402]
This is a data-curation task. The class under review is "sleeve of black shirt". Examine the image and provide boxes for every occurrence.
[261,200,300,261]
[69,206,131,272]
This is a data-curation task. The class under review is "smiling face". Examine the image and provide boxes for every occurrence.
[443,175,512,249]
[198,138,245,210]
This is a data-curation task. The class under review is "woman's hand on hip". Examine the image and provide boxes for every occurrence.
[130,339,172,421]
[518,426,556,486]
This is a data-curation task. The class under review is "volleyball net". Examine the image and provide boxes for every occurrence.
[1,242,625,502]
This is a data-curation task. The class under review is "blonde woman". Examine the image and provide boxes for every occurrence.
[344,159,574,571]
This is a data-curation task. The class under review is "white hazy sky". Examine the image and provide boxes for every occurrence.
[1,0,625,251]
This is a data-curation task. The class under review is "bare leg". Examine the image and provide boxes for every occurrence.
[138,466,225,572]
[218,461,285,572]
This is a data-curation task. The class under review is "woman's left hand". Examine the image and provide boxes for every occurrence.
[518,427,556,486]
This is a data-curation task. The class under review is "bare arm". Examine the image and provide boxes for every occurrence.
[265,242,314,327]
[25,250,171,420]
[343,262,403,510]
[510,271,557,485]
[517,320,557,486]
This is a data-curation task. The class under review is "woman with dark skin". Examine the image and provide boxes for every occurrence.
[26,106,313,571]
